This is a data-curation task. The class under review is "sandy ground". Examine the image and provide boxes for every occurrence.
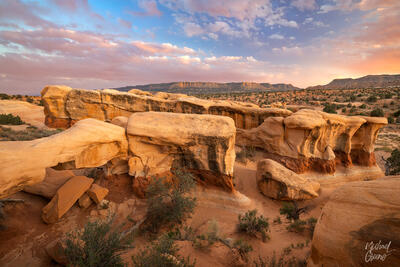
[0,155,340,267]
[0,100,47,128]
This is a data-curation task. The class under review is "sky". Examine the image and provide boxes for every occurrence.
[0,0,399,94]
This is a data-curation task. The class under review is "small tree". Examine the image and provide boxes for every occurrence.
[323,104,337,114]
[237,209,270,242]
[384,149,400,175]
[63,217,134,267]
[144,170,197,233]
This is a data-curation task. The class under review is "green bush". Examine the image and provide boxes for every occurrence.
[232,239,253,262]
[322,104,337,114]
[0,113,24,125]
[63,217,133,267]
[287,220,306,233]
[0,93,10,100]
[388,117,394,124]
[279,202,307,221]
[132,234,196,267]
[237,209,269,242]
[359,104,367,109]
[144,170,197,233]
[370,108,384,117]
[384,149,400,175]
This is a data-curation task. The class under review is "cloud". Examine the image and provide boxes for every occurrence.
[183,22,205,37]
[292,0,317,11]
[269,34,284,40]
[129,0,162,16]
[117,18,132,28]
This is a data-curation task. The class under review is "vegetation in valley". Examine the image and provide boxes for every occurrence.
[0,125,63,141]
[237,209,270,242]
[0,113,24,125]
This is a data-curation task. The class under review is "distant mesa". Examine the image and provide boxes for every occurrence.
[307,74,400,90]
[114,81,302,94]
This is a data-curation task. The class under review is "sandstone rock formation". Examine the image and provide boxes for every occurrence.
[41,85,292,130]
[309,177,400,266]
[87,184,109,204]
[42,176,94,224]
[0,118,127,198]
[256,159,320,200]
[237,109,387,174]
[78,193,93,208]
[23,168,75,199]
[127,112,236,195]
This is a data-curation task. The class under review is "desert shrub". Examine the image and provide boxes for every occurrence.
[167,226,196,242]
[279,202,307,221]
[322,104,337,114]
[193,219,220,249]
[232,239,253,262]
[359,104,367,109]
[0,93,10,100]
[341,108,346,113]
[132,234,196,267]
[237,209,269,242]
[367,95,377,102]
[63,217,134,267]
[0,126,62,141]
[384,93,393,99]
[349,95,356,102]
[236,146,256,163]
[393,109,400,117]
[273,216,282,224]
[384,149,400,175]
[370,108,384,117]
[388,117,394,124]
[287,220,306,233]
[307,217,317,235]
[0,113,24,125]
[26,97,34,103]
[144,170,197,233]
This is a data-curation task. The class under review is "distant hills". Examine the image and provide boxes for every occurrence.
[115,82,301,95]
[114,74,400,95]
[307,74,400,90]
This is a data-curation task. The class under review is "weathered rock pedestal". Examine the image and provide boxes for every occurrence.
[126,112,236,197]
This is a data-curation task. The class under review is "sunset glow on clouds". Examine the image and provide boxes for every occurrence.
[0,0,399,94]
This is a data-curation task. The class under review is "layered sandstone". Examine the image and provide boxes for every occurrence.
[126,112,236,195]
[309,177,400,266]
[0,118,127,198]
[237,109,387,174]
[256,159,320,200]
[41,85,292,129]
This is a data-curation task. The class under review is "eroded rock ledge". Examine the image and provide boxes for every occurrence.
[237,109,387,174]
[41,85,292,130]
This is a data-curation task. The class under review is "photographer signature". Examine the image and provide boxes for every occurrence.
[364,240,395,263]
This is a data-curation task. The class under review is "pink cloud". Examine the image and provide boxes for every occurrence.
[129,0,162,17]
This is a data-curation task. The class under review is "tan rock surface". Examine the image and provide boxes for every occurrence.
[127,112,236,193]
[78,193,93,208]
[237,109,386,174]
[23,168,75,199]
[41,85,291,130]
[0,118,127,198]
[309,177,400,266]
[0,100,47,128]
[87,184,109,204]
[42,176,93,223]
[256,159,320,200]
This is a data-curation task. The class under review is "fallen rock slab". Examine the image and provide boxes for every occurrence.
[23,168,75,199]
[87,184,109,204]
[78,193,93,209]
[42,176,94,224]
[309,177,400,266]
[256,159,320,200]
[0,118,127,198]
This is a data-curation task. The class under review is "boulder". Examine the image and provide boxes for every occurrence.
[126,112,236,194]
[78,193,93,208]
[23,168,75,199]
[42,176,94,224]
[0,118,127,198]
[87,184,109,204]
[256,159,320,200]
[110,116,128,129]
[309,177,400,266]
